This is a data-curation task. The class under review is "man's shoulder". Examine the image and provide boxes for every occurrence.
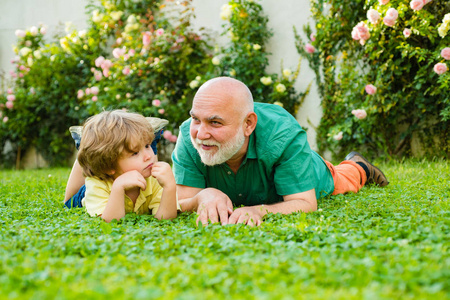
[253,102,304,139]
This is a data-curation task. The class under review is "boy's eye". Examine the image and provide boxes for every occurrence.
[145,144,151,149]
[131,151,138,156]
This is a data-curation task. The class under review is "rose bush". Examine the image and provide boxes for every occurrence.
[0,0,308,167]
[190,0,309,117]
[296,0,450,159]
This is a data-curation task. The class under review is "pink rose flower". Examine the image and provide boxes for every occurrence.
[367,9,380,24]
[410,0,425,11]
[305,43,315,53]
[90,86,99,95]
[379,0,390,4]
[158,109,165,114]
[29,26,38,36]
[126,93,131,98]
[152,99,161,106]
[143,32,151,46]
[19,73,24,78]
[169,135,178,143]
[94,70,103,81]
[365,84,377,95]
[95,56,105,68]
[7,89,13,94]
[122,66,131,75]
[352,22,370,44]
[102,68,110,78]
[7,95,16,101]
[333,131,343,141]
[101,60,113,70]
[92,96,98,102]
[77,90,84,99]
[403,28,412,38]
[85,88,91,95]
[15,29,26,38]
[352,109,367,120]
[128,49,136,56]
[441,48,450,60]
[163,130,172,140]
[156,28,164,36]
[383,8,398,27]
[433,63,448,75]
[310,33,316,42]
[116,37,123,45]
[6,101,14,109]
[383,16,396,27]
[3,116,8,123]
[112,47,126,59]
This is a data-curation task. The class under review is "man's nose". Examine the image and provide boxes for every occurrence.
[196,123,211,140]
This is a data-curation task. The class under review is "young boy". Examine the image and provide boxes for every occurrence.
[72,110,178,222]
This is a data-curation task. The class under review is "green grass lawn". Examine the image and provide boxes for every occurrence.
[0,159,449,299]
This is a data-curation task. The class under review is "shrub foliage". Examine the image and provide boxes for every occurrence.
[296,0,450,160]
[0,0,306,167]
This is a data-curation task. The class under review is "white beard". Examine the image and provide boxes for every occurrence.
[191,126,245,166]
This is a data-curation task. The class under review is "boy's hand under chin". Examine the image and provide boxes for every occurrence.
[151,162,176,188]
[113,170,147,191]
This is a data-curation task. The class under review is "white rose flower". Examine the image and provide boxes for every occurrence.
[283,69,292,77]
[276,83,286,93]
[29,26,38,36]
[19,47,32,56]
[212,57,220,65]
[27,57,34,66]
[127,15,137,24]
[220,4,233,20]
[33,50,42,59]
[111,11,124,21]
[260,76,273,85]
[444,13,450,22]
[92,10,103,23]
[253,44,261,50]
[274,101,284,107]
[195,76,201,81]
[189,80,199,89]
[78,30,87,38]
[229,69,236,77]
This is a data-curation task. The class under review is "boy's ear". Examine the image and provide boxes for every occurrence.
[107,169,116,175]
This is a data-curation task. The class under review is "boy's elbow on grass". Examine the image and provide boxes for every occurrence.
[154,209,178,220]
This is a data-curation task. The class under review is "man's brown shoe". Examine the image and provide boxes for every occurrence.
[344,151,389,187]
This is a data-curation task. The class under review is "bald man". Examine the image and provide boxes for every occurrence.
[172,77,388,226]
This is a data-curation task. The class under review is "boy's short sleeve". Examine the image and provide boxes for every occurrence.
[82,177,112,217]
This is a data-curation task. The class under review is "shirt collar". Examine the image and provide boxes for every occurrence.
[245,132,257,160]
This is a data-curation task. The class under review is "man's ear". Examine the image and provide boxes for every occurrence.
[107,169,116,176]
[244,112,257,137]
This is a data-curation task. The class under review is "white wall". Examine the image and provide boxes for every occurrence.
[0,0,322,153]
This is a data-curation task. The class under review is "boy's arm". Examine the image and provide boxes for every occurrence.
[101,171,147,222]
[64,160,85,202]
[152,162,178,220]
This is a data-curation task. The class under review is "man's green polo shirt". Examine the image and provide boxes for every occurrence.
[172,102,334,206]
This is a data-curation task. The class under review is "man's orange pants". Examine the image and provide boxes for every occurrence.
[324,160,367,195]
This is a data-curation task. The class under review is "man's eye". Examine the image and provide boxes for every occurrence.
[211,121,221,125]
